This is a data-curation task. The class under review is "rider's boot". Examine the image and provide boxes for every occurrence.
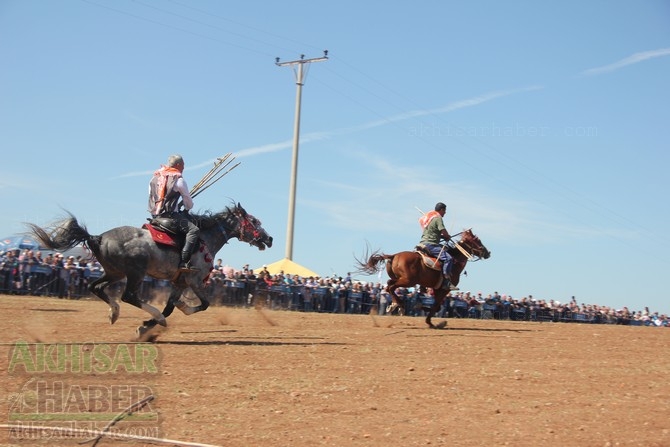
[179,236,199,272]
[442,271,458,291]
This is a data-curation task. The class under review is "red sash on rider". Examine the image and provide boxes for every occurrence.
[419,210,440,229]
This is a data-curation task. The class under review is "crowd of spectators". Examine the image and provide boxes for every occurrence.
[205,261,669,327]
[0,248,104,299]
[2,248,668,327]
[445,290,668,326]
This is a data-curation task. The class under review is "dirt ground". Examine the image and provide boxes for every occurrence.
[0,294,668,447]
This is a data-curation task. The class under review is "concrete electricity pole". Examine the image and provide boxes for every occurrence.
[275,51,328,261]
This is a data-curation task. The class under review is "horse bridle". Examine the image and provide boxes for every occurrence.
[453,231,485,262]
[236,211,264,244]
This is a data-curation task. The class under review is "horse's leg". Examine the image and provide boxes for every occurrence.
[136,286,184,341]
[387,278,416,316]
[385,280,402,316]
[121,274,166,327]
[426,290,448,329]
[383,259,402,315]
[162,287,183,319]
[175,280,210,315]
[88,273,123,324]
[141,287,184,328]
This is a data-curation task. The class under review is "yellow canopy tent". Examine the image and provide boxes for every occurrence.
[255,258,320,278]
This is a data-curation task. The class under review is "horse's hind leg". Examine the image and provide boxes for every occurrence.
[386,280,404,316]
[142,287,184,328]
[137,287,180,341]
[175,281,210,316]
[426,290,448,329]
[121,275,167,327]
[89,274,122,324]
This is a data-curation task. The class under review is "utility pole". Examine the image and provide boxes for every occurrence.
[275,51,328,261]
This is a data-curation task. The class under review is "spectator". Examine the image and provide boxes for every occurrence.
[59,256,78,298]
[1,250,19,294]
[379,286,390,315]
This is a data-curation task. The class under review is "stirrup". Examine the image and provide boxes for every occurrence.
[441,277,458,291]
[178,261,199,272]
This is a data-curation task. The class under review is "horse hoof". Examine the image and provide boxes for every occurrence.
[434,321,448,329]
[109,308,120,325]
[136,325,163,343]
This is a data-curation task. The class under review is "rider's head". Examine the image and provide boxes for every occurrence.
[434,202,447,214]
[167,154,185,172]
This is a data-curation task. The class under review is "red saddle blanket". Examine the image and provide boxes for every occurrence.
[142,224,180,247]
[142,224,214,284]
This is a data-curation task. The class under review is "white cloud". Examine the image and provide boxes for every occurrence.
[116,86,540,179]
[581,48,670,76]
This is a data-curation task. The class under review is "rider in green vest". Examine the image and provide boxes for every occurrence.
[418,202,454,290]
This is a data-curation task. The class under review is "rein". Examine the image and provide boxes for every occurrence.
[454,241,475,261]
[452,231,484,262]
[217,221,229,245]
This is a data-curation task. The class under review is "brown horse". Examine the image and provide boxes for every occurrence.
[356,229,490,328]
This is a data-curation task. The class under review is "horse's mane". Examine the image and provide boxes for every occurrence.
[189,204,239,231]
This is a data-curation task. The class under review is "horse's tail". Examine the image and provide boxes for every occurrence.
[354,249,394,275]
[27,213,100,254]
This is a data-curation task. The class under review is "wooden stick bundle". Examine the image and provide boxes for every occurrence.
[190,153,240,199]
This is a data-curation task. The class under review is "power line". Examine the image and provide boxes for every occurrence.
[81,0,276,57]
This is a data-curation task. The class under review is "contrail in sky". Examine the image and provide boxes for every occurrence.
[581,48,670,76]
[118,86,540,178]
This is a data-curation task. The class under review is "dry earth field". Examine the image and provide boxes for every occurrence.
[0,294,668,447]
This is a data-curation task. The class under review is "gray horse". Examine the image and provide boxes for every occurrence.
[28,203,272,337]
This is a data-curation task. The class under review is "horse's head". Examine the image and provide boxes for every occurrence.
[231,203,273,251]
[459,229,491,260]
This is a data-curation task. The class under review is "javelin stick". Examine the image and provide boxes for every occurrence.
[190,161,220,194]
[202,160,240,186]
[191,161,241,198]
[191,158,238,198]
[190,157,223,192]
[192,154,232,193]
[190,154,232,195]
[191,160,239,197]
[190,154,238,198]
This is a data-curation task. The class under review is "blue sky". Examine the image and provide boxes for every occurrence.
[2,1,669,314]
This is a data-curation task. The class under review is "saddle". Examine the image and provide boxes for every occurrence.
[414,245,442,271]
[143,219,215,282]
[414,245,448,291]
[143,218,183,248]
